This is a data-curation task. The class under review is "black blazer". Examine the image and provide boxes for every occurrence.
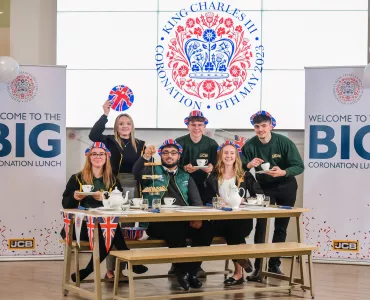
[203,171,264,205]
[89,114,145,176]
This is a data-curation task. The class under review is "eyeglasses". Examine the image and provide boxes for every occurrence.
[91,153,106,158]
[161,151,179,156]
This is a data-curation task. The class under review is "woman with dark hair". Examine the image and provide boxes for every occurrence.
[204,141,263,286]
[61,142,147,282]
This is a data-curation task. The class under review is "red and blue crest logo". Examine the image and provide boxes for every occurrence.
[333,74,363,105]
[155,2,264,111]
[108,85,134,111]
[7,72,38,103]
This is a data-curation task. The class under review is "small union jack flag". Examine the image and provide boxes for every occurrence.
[108,85,134,111]
[86,216,96,250]
[233,135,248,148]
[62,212,73,245]
[98,216,119,252]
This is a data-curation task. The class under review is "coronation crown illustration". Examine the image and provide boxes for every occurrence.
[184,28,235,79]
[341,80,355,96]
[15,78,30,92]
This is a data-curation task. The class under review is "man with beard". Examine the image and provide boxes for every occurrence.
[241,111,304,280]
[132,139,213,291]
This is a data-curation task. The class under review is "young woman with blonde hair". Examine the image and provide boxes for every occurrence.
[89,101,147,279]
[204,141,263,286]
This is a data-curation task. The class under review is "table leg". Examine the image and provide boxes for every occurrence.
[62,217,74,296]
[113,258,121,298]
[259,217,271,281]
[296,215,307,290]
[93,221,102,300]
[128,262,135,300]
[308,253,315,299]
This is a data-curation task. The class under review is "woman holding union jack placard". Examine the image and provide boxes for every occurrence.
[61,142,147,282]
[89,100,147,279]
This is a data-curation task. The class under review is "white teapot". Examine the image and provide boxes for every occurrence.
[108,187,128,209]
[225,183,245,209]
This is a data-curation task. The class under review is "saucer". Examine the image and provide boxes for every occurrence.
[255,170,270,174]
[241,202,262,206]
[95,207,117,211]
[76,191,95,196]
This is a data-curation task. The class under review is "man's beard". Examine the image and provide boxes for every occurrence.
[162,159,178,169]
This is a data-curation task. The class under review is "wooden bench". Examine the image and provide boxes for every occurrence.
[111,242,317,300]
[67,237,233,285]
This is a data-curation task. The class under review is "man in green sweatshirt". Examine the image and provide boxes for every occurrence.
[176,110,218,201]
[241,110,304,280]
[174,110,218,278]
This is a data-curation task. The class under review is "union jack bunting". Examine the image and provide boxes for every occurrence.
[98,216,119,252]
[217,140,242,155]
[86,216,96,250]
[108,85,134,111]
[250,110,277,128]
[233,135,248,148]
[123,227,144,240]
[62,211,73,245]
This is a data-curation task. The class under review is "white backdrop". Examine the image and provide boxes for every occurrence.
[304,66,370,262]
[0,65,66,258]
[57,0,368,129]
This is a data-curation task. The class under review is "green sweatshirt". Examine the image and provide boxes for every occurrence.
[241,132,304,186]
[175,134,218,187]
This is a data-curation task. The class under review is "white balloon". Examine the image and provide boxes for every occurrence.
[0,56,20,83]
[363,63,370,88]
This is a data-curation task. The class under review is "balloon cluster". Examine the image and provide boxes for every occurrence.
[0,56,20,83]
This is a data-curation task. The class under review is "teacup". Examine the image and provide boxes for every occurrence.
[196,159,208,167]
[164,197,176,206]
[261,162,270,171]
[102,200,110,208]
[247,197,257,205]
[131,198,142,207]
[82,185,94,192]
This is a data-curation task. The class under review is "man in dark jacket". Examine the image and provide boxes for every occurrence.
[133,139,213,291]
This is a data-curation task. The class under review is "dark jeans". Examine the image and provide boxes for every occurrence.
[254,177,298,270]
[146,221,213,276]
[212,219,253,245]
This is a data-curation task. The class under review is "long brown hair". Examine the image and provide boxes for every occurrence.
[215,144,245,184]
[114,113,138,152]
[80,149,113,190]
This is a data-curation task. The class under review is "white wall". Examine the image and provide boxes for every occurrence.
[10,0,304,242]
[10,0,56,65]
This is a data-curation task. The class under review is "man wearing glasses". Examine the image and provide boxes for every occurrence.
[132,139,213,291]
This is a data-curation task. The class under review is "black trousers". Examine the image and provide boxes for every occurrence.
[254,177,298,269]
[146,221,213,276]
[212,219,253,245]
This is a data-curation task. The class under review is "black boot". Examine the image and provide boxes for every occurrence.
[268,265,284,275]
[246,269,262,282]
[176,272,190,291]
[188,274,202,289]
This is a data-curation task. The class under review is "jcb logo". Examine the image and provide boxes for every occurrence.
[332,240,359,252]
[8,238,35,250]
